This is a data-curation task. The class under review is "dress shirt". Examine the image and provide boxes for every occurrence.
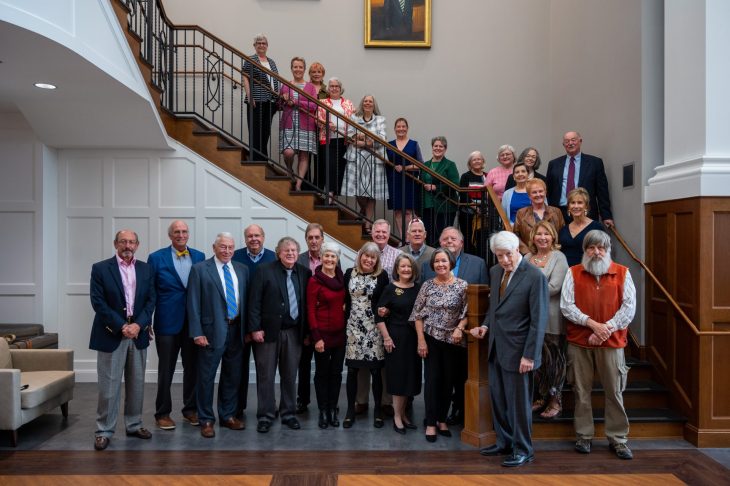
[560,268,636,331]
[171,246,193,287]
[380,245,402,281]
[559,153,582,206]
[305,252,321,273]
[247,249,265,264]
[406,244,425,259]
[214,257,240,309]
[116,255,136,317]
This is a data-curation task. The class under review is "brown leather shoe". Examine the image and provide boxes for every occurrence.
[183,412,199,426]
[94,436,109,451]
[222,417,245,430]
[200,421,215,438]
[155,416,176,430]
[126,427,152,439]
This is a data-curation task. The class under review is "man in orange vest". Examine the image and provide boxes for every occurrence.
[560,229,636,460]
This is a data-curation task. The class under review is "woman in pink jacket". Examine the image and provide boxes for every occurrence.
[279,57,318,191]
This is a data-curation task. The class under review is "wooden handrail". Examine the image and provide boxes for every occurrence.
[609,226,730,336]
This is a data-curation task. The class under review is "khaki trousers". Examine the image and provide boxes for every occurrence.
[567,344,630,444]
[356,368,392,406]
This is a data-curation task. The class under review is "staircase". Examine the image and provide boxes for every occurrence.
[533,356,685,439]
[112,0,686,441]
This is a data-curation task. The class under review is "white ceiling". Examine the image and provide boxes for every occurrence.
[0,20,168,149]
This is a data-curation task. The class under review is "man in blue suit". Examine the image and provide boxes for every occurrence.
[90,229,156,451]
[472,231,548,467]
[187,232,249,438]
[421,226,487,425]
[546,131,614,227]
[148,220,205,430]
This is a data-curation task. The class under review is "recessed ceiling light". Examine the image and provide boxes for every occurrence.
[34,83,56,90]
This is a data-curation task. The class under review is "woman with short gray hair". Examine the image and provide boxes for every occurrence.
[486,144,516,200]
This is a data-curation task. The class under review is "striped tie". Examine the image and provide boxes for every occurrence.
[223,264,238,319]
[399,0,406,13]
[286,269,299,321]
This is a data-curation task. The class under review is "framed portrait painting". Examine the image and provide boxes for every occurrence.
[365,0,431,48]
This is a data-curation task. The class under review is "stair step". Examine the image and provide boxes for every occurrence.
[534,407,685,424]
[533,407,686,439]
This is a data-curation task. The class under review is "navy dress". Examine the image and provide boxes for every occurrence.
[559,220,605,267]
[386,139,423,210]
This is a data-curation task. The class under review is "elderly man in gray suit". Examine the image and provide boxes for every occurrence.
[472,231,548,467]
[187,232,249,438]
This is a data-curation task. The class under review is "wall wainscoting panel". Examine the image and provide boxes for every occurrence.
[59,139,356,382]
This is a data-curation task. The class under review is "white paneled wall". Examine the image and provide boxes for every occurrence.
[0,116,44,326]
[59,139,356,382]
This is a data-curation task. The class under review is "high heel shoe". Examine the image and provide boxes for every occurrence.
[403,421,417,430]
[343,413,355,429]
[393,420,406,435]
[374,414,384,428]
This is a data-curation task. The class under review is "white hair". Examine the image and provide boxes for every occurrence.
[489,231,519,252]
[214,232,235,244]
[320,241,342,259]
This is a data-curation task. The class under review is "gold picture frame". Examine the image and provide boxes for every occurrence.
[365,0,431,48]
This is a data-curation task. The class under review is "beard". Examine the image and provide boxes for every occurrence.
[582,252,612,276]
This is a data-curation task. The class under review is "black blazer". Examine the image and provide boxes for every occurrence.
[247,260,312,342]
[484,258,548,372]
[545,153,613,221]
[89,257,156,352]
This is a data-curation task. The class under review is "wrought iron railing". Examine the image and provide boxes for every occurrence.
[119,0,506,264]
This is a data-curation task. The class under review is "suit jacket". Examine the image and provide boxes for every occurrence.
[484,258,548,372]
[247,260,312,343]
[89,256,156,352]
[148,245,205,335]
[421,251,488,285]
[187,258,248,349]
[546,153,613,221]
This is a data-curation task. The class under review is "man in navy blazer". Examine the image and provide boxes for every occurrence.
[187,232,249,438]
[472,231,548,467]
[546,131,614,227]
[230,223,276,420]
[148,220,205,430]
[89,229,156,451]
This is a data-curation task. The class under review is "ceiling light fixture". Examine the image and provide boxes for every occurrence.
[34,83,57,90]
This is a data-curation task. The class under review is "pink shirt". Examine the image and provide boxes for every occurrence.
[485,166,513,199]
[305,252,321,273]
[116,255,137,318]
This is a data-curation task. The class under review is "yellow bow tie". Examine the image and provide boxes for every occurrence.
[176,249,189,257]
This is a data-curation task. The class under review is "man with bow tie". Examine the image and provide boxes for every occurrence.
[148,220,205,430]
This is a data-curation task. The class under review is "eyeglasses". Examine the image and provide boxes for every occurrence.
[116,239,138,245]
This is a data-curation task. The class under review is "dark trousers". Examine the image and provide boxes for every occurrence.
[423,208,455,246]
[297,342,314,406]
[489,351,535,456]
[346,366,382,416]
[247,101,276,160]
[451,345,468,414]
[253,327,302,422]
[195,322,243,423]
[235,341,253,417]
[154,322,198,418]
[424,334,460,426]
[313,345,345,411]
[315,138,347,195]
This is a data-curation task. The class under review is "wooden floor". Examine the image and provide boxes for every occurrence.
[0,450,726,485]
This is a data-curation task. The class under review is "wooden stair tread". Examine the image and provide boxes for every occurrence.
[533,407,685,424]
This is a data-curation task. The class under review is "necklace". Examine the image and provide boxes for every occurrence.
[532,253,549,265]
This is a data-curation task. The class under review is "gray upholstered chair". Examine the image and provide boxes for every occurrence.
[0,338,74,446]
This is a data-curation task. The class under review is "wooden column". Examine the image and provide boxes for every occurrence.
[461,284,495,447]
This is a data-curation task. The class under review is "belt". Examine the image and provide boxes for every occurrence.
[227,316,240,325]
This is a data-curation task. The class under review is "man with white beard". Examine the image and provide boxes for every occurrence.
[560,230,636,460]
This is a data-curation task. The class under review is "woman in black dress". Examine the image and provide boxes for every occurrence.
[376,254,421,434]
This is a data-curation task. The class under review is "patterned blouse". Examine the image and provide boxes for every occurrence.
[409,277,469,347]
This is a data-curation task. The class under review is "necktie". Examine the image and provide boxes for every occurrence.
[176,249,189,257]
[399,0,406,13]
[566,156,576,196]
[223,264,237,319]
[286,269,299,321]
[499,271,512,299]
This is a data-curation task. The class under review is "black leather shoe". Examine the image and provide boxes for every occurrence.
[575,438,592,454]
[393,420,406,435]
[425,434,437,443]
[374,415,385,428]
[296,400,308,415]
[256,420,271,433]
[502,453,534,467]
[318,411,328,429]
[282,417,301,430]
[403,421,417,430]
[480,444,513,456]
[437,428,452,437]
[446,408,463,426]
[328,410,340,428]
